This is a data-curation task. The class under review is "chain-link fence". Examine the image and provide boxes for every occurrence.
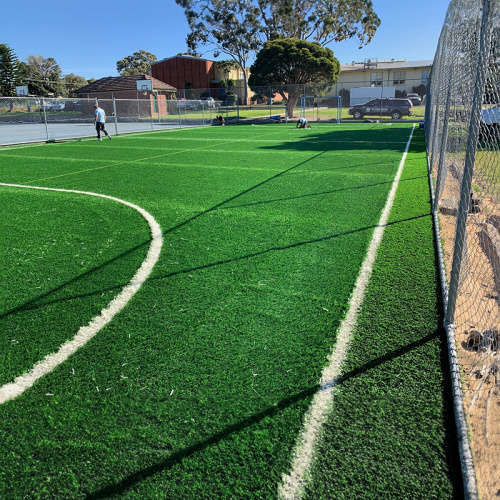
[0,97,236,145]
[1,77,429,145]
[159,81,426,123]
[425,1,499,499]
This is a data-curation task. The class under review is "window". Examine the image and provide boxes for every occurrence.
[422,69,428,84]
[393,71,406,85]
[370,72,382,86]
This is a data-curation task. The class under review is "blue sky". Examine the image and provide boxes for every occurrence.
[1,0,449,81]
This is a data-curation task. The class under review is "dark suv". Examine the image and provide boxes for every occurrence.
[348,98,413,119]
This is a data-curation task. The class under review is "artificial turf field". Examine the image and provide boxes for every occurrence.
[0,123,462,499]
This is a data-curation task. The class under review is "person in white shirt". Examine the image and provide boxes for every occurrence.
[94,104,111,141]
[296,117,308,128]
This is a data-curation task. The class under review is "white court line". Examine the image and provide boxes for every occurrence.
[278,124,415,499]
[0,183,163,404]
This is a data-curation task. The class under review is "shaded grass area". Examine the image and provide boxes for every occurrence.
[305,129,463,499]
[0,124,459,498]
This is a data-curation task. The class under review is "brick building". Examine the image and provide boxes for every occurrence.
[75,74,177,119]
[150,55,217,93]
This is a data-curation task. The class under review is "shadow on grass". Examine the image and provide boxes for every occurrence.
[0,212,431,319]
[1,151,325,319]
[85,328,442,499]
[255,124,414,153]
[4,125,417,320]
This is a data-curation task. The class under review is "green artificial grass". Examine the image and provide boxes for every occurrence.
[305,128,462,499]
[0,124,460,498]
[0,187,150,386]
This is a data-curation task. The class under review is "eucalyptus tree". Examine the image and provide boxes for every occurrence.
[116,50,158,76]
[255,0,380,47]
[176,0,262,103]
[19,55,64,96]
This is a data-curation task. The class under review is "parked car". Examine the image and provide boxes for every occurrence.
[178,98,197,110]
[41,101,66,111]
[407,93,422,106]
[348,98,413,120]
[200,96,217,108]
[480,104,500,139]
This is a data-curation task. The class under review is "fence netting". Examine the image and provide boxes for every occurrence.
[2,78,431,145]
[425,1,499,498]
[0,97,236,145]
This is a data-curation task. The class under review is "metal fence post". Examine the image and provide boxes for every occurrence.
[446,0,493,326]
[112,98,118,136]
[42,98,49,142]
[433,70,454,211]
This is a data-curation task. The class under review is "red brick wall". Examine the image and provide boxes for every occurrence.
[151,57,216,90]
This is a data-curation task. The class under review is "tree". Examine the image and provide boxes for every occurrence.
[62,74,88,96]
[116,50,157,76]
[19,55,64,96]
[248,38,340,117]
[0,44,23,96]
[175,0,262,104]
[255,0,380,47]
[176,0,380,105]
[215,60,237,95]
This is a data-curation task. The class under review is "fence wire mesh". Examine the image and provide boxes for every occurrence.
[0,97,231,145]
[426,1,500,498]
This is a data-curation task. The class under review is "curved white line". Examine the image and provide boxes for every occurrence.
[0,183,163,404]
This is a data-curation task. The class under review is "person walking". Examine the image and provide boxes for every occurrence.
[94,104,111,141]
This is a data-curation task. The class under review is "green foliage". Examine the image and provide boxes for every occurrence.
[0,44,23,96]
[176,0,261,104]
[19,55,64,96]
[61,74,88,96]
[256,0,380,47]
[116,50,157,76]
[249,38,340,115]
[219,78,236,90]
[215,59,239,75]
[412,83,427,97]
[249,38,339,86]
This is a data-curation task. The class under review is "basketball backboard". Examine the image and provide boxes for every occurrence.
[16,86,28,96]
[136,79,153,92]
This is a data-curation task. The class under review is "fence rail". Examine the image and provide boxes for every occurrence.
[0,97,238,145]
[1,77,431,145]
[426,1,500,499]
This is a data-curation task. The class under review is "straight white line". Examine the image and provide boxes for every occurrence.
[0,183,163,404]
[278,124,415,499]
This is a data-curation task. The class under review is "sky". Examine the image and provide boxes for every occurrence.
[1,0,450,81]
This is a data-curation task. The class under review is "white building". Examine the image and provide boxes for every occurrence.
[337,59,432,95]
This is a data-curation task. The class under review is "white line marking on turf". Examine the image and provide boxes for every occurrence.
[278,124,415,499]
[0,183,163,404]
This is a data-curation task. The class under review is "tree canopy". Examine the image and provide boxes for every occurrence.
[19,55,64,96]
[0,44,23,96]
[116,50,157,76]
[249,38,339,86]
[248,38,340,116]
[255,0,380,47]
[176,0,378,102]
[62,73,88,93]
[177,0,261,102]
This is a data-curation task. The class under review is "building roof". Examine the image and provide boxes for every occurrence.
[75,74,176,93]
[152,54,212,66]
[340,59,433,72]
